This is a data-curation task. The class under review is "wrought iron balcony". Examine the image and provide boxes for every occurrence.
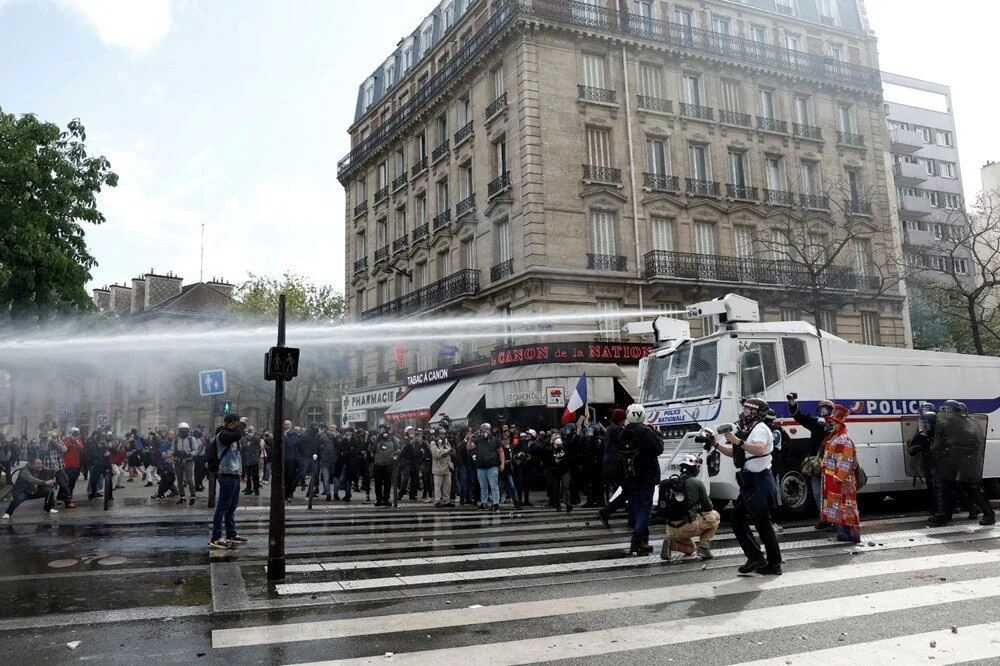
[583,164,622,184]
[413,223,429,242]
[433,209,452,232]
[374,185,389,204]
[587,253,627,271]
[686,178,721,197]
[454,121,473,145]
[727,184,758,201]
[411,156,428,176]
[485,91,508,119]
[680,103,713,120]
[775,3,795,16]
[353,257,367,274]
[800,193,830,210]
[392,173,407,190]
[757,117,788,133]
[360,268,480,321]
[644,173,679,192]
[374,245,389,263]
[847,199,873,216]
[837,131,865,147]
[764,189,795,206]
[395,368,408,382]
[490,259,514,282]
[392,236,409,253]
[719,110,751,127]
[376,371,390,385]
[819,15,836,25]
[644,250,880,291]
[637,96,672,113]
[353,200,368,218]
[578,85,616,104]
[488,171,511,199]
[355,376,368,389]
[432,140,450,162]
[793,123,822,140]
[456,194,476,218]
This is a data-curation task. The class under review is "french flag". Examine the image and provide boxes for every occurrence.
[561,373,587,425]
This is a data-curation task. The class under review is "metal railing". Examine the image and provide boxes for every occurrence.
[456,194,476,218]
[413,223,429,242]
[374,185,389,204]
[411,156,428,176]
[587,253,627,271]
[837,131,865,147]
[686,178,720,196]
[578,85,616,104]
[374,245,389,263]
[392,173,407,190]
[353,257,367,274]
[491,259,514,281]
[433,209,452,232]
[719,110,751,127]
[800,193,830,210]
[764,189,795,206]
[637,96,672,113]
[392,236,409,253]
[793,123,822,139]
[376,371,390,385]
[757,117,788,133]
[432,140,450,162]
[727,184,758,201]
[486,91,508,119]
[395,368,408,382]
[680,103,713,120]
[848,199,873,216]
[488,171,511,198]
[355,376,368,388]
[353,200,368,217]
[454,121,473,144]
[644,173,679,191]
[583,164,622,184]
[360,269,480,320]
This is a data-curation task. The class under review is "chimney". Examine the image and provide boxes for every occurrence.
[108,284,132,312]
[131,277,146,314]
[206,277,235,299]
[92,287,111,311]
[144,270,183,309]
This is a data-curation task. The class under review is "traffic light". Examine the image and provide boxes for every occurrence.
[214,400,233,415]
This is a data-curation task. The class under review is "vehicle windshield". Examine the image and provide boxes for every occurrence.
[642,339,720,404]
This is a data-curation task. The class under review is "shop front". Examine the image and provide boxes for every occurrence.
[340,385,406,429]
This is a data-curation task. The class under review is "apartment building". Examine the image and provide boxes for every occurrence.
[337,0,908,427]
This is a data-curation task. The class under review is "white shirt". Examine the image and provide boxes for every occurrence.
[743,422,773,473]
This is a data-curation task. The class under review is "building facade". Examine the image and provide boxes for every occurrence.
[338,0,909,424]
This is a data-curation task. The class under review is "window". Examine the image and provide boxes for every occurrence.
[943,193,962,210]
[786,35,802,52]
[818,310,837,334]
[395,273,406,298]
[457,95,470,126]
[674,7,693,26]
[645,138,668,175]
[415,133,427,162]
[437,249,451,280]
[575,0,601,23]
[782,337,808,374]
[581,54,605,89]
[421,23,433,57]
[741,341,779,396]
[765,156,785,190]
[693,221,716,255]
[383,58,396,89]
[463,237,477,270]
[759,89,775,120]
[733,226,754,259]
[749,25,766,43]
[638,64,662,99]
[492,64,506,98]
[355,232,367,259]
[377,161,388,189]
[590,210,617,256]
[494,136,507,176]
[779,308,799,322]
[658,302,682,319]
[394,149,405,179]
[801,161,821,195]
[940,161,957,178]
[596,299,621,341]
[378,280,389,305]
[808,232,828,263]
[860,312,880,346]
[633,0,653,21]
[651,217,674,251]
[826,44,843,61]
[402,41,413,72]
[918,126,933,143]
[436,114,448,144]
[444,0,454,28]
[689,144,710,180]
[923,158,936,176]
[394,207,406,238]
[818,0,839,23]
[682,74,701,105]
[358,289,368,314]
[770,228,791,262]
[416,261,429,288]
[721,80,741,112]
[363,79,375,109]
[728,150,748,187]
[376,219,387,246]
[926,190,939,207]
[955,257,969,275]
[587,127,612,167]
[845,168,861,201]
[837,104,854,133]
[459,163,473,199]
[712,16,730,35]
[436,180,450,213]
[852,238,872,276]
[794,96,811,125]
[494,218,511,266]
[936,130,953,147]
[356,179,367,202]
[415,194,426,227]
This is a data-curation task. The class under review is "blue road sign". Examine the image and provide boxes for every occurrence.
[199,369,227,397]
[97,413,108,427]
[58,409,68,420]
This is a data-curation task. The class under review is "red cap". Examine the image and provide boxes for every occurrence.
[612,408,627,422]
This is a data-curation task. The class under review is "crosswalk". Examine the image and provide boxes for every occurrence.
[211,502,1000,665]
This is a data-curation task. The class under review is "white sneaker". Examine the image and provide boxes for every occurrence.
[1,513,9,520]
[46,508,59,514]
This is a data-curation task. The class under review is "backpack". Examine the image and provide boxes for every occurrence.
[658,475,690,524]
[204,435,221,475]
[617,427,642,480]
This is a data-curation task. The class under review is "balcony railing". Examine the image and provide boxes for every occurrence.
[800,193,830,210]
[355,376,368,389]
[680,103,713,120]
[686,178,721,197]
[764,189,795,206]
[793,123,822,139]
[374,245,389,263]
[727,184,758,201]
[338,0,880,182]
[433,209,452,232]
[587,253,627,271]
[392,173,407,190]
[376,371,390,385]
[411,156,428,176]
[488,171,511,198]
[456,194,476,218]
[353,200,368,218]
[719,110,751,127]
[413,223,429,242]
[395,368,408,382]
[486,91,508,119]
[392,236,409,253]
[583,164,622,184]
[432,139,450,162]
[847,199,873,216]
[644,173,680,192]
[491,259,514,281]
[454,121,473,145]
[637,96,672,113]
[360,269,480,320]
[757,117,788,133]
[353,257,368,274]
[644,250,880,291]
[837,131,865,147]
[578,85,616,104]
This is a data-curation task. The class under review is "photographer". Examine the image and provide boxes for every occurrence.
[660,454,719,561]
[710,398,782,575]
[372,426,399,507]
[617,404,663,556]
[172,422,199,506]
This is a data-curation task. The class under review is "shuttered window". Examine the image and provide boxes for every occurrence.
[733,227,754,259]
[493,65,505,98]
[852,238,872,276]
[591,211,617,255]
[721,80,741,112]
[645,139,668,175]
[495,219,511,264]
[587,128,611,167]
[860,312,880,345]
[582,54,605,89]
[638,64,662,98]
[693,222,716,255]
[771,229,791,262]
[596,298,621,341]
[651,217,674,251]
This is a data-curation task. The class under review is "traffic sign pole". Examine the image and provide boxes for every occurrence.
[267,294,287,581]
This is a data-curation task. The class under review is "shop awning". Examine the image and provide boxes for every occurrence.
[480,363,625,409]
[617,364,640,402]
[383,380,457,422]
[429,375,487,425]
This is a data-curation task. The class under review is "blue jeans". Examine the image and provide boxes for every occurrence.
[320,464,334,495]
[212,474,240,541]
[811,475,823,520]
[457,463,474,502]
[338,466,354,499]
[624,483,654,546]
[294,456,313,488]
[500,467,517,504]
[477,466,499,506]
[5,487,55,516]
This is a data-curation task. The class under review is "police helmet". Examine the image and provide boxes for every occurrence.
[918,402,937,415]
[956,401,969,416]
[625,403,646,424]
[763,409,777,425]
[919,411,937,430]
[939,400,962,414]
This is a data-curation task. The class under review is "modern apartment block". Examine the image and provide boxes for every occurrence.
[337,0,908,425]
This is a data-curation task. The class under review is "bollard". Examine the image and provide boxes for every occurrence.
[103,466,111,511]
[307,454,318,510]
[207,471,216,509]
[392,458,399,509]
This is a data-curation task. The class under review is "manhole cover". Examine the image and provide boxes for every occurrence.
[48,559,78,568]
[97,556,127,566]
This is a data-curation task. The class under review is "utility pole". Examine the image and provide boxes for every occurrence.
[200,223,205,283]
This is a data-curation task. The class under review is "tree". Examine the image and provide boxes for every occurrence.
[0,110,118,320]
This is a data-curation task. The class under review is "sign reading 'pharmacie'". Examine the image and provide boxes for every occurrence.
[488,342,653,369]
[342,386,406,411]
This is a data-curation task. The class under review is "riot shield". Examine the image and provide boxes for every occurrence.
[931,412,987,482]
[900,416,923,478]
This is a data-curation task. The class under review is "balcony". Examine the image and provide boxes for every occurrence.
[393,236,409,254]
[847,199,874,216]
[490,259,514,282]
[411,156,428,177]
[764,189,795,206]
[679,103,713,120]
[456,194,476,218]
[395,368,408,382]
[793,123,822,140]
[374,245,389,264]
[643,250,880,291]
[392,173,408,191]
[757,117,788,134]
[890,127,923,154]
[578,85,616,104]
[837,131,865,148]
[583,164,622,185]
[893,162,927,187]
[360,269,480,321]
[637,96,672,114]
[454,121,473,146]
[432,140,450,163]
[800,193,830,210]
[355,376,368,389]
[719,110,751,127]
[488,171,511,199]
[587,253,627,271]
[485,91,508,120]
[433,209,452,232]
[353,200,368,218]
[374,185,389,204]
[644,173,680,192]
[727,184,758,201]
[900,194,933,219]
[376,371,390,386]
[353,257,368,274]
[413,223,429,243]
[686,178,721,197]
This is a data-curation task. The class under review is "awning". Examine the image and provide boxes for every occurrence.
[430,375,486,425]
[617,365,640,402]
[383,380,457,422]
[480,363,624,409]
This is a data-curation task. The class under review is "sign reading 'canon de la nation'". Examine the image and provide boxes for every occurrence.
[490,342,653,368]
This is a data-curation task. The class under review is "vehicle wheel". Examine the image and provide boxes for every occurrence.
[984,478,1000,500]
[779,470,813,518]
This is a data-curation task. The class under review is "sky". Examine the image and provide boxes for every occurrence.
[0,0,996,297]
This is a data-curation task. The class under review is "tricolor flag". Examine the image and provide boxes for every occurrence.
[561,372,587,425]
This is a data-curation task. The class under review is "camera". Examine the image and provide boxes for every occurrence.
[694,427,716,450]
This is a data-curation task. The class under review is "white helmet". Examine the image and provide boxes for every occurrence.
[480,422,492,431]
[625,403,646,424]
[178,422,190,430]
[70,427,80,435]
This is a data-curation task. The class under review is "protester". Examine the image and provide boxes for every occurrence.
[820,405,862,543]
[2,458,58,519]
[210,414,247,549]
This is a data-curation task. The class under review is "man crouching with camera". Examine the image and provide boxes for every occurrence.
[659,453,720,562]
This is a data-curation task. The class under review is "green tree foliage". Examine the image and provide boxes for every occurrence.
[231,272,344,322]
[0,110,118,320]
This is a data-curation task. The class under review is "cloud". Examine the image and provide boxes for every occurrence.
[56,0,174,54]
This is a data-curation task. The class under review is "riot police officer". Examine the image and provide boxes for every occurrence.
[929,400,996,526]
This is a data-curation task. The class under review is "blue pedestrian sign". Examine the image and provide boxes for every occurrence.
[58,409,68,420]
[199,369,227,397]
[96,412,108,427]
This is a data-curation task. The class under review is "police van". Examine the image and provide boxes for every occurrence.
[627,294,1000,516]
